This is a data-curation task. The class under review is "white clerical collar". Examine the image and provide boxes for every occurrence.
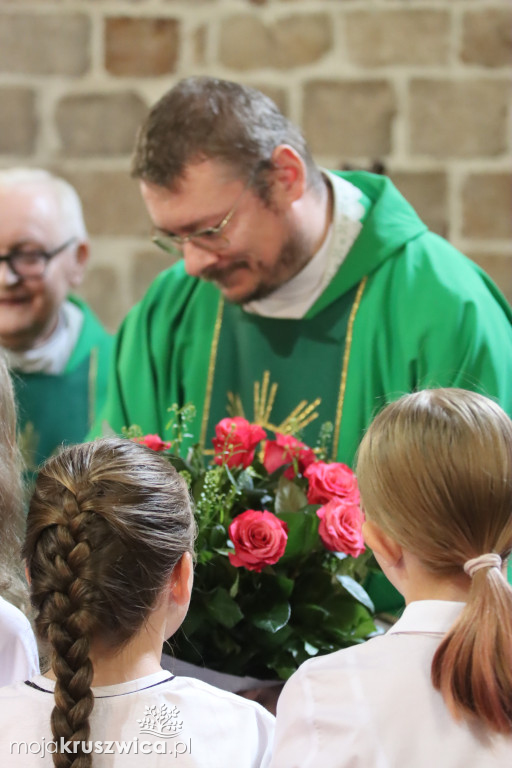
[5,299,84,375]
[243,171,366,319]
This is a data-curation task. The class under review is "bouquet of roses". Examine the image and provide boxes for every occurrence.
[127,406,376,681]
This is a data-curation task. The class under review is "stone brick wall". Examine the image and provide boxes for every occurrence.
[0,0,510,330]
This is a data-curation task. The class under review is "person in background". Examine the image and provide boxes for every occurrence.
[0,437,274,766]
[0,169,113,469]
[270,389,512,768]
[0,353,39,686]
[92,77,512,612]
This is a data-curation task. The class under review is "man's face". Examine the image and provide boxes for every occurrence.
[140,159,310,305]
[0,184,87,351]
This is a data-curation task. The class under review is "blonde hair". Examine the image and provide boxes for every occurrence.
[0,353,28,611]
[356,388,512,733]
[23,438,195,768]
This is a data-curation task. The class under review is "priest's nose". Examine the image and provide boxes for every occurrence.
[182,241,220,279]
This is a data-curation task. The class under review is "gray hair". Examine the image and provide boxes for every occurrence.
[0,168,87,241]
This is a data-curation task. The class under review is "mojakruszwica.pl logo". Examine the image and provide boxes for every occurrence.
[10,704,192,758]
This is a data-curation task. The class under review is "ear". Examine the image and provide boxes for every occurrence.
[362,519,403,569]
[68,241,89,289]
[169,552,193,607]
[24,563,31,586]
[269,144,307,206]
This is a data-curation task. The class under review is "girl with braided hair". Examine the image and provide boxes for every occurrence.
[0,437,274,766]
[271,389,512,768]
[0,353,39,685]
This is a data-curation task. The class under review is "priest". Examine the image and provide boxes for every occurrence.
[93,78,512,608]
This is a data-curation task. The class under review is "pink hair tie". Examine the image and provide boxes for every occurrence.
[463,553,502,579]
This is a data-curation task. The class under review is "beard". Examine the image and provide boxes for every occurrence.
[201,225,312,305]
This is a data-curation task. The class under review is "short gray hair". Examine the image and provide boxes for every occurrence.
[0,168,87,241]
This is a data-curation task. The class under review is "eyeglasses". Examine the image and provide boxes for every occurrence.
[152,182,251,256]
[0,237,77,279]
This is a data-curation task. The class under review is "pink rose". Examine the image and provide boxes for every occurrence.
[263,433,316,478]
[134,434,172,452]
[212,417,266,469]
[316,498,365,557]
[228,510,288,572]
[304,461,360,506]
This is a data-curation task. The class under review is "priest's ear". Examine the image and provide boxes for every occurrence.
[269,145,307,207]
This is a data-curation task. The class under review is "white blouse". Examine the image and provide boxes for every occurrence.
[0,596,39,686]
[0,669,274,767]
[271,600,512,768]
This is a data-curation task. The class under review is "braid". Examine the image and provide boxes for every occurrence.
[33,489,97,767]
[24,437,195,767]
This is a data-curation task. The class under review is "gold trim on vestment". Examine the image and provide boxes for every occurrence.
[200,296,225,449]
[332,276,368,461]
[200,278,367,457]
[88,346,98,427]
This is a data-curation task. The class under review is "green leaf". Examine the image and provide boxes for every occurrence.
[276,575,294,598]
[252,599,291,633]
[205,588,244,628]
[236,470,254,492]
[166,455,189,474]
[277,509,320,560]
[229,572,240,599]
[275,476,309,514]
[304,641,319,656]
[209,524,227,549]
[335,574,375,614]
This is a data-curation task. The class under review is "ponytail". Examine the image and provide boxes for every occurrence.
[432,560,512,733]
[356,388,512,735]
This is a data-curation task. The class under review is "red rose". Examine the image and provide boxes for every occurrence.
[263,433,316,478]
[228,510,288,572]
[212,417,266,469]
[316,498,365,557]
[134,434,172,452]
[304,461,360,505]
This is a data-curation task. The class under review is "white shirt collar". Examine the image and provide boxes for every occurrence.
[388,600,466,637]
[243,171,366,319]
[5,299,83,375]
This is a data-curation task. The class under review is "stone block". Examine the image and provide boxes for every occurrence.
[219,14,331,70]
[389,171,448,237]
[461,9,512,68]
[193,25,208,66]
[303,80,395,156]
[0,13,90,75]
[467,253,512,305]
[79,265,124,333]
[461,173,512,240]
[0,88,36,155]
[59,171,151,237]
[105,17,179,76]
[251,84,289,116]
[56,92,147,157]
[132,248,179,304]
[410,80,509,157]
[345,10,450,67]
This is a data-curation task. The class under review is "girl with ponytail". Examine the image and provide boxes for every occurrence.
[271,388,512,768]
[0,437,274,766]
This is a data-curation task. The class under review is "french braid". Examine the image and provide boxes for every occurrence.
[24,437,195,768]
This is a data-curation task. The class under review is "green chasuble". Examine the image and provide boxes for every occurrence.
[92,170,512,607]
[14,296,113,469]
